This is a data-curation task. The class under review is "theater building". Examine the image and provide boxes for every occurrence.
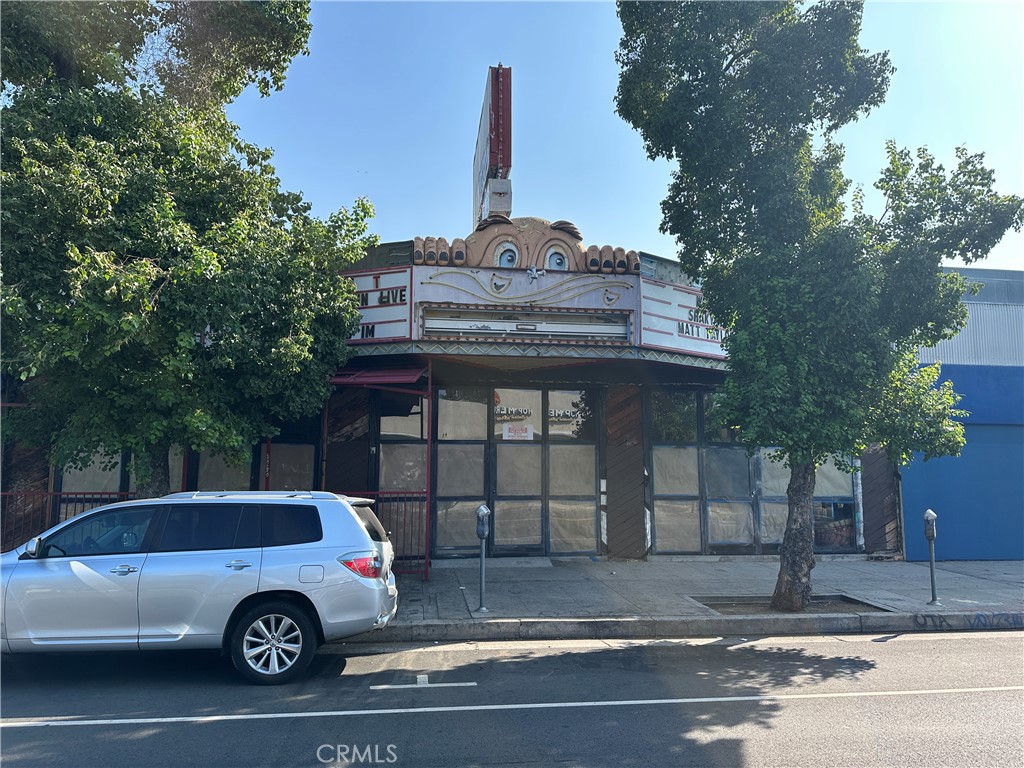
[324,214,877,565]
[315,65,881,566]
[2,66,895,571]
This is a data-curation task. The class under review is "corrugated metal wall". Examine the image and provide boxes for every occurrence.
[919,303,1024,367]
[903,269,1023,560]
[903,424,1024,561]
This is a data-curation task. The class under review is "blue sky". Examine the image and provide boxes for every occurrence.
[226,1,1023,271]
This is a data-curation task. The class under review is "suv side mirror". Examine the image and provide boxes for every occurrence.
[25,537,41,558]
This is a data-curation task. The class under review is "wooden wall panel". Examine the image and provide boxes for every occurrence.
[605,385,648,559]
[324,388,371,494]
[861,447,902,554]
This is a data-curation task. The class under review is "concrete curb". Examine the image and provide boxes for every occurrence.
[342,609,1024,644]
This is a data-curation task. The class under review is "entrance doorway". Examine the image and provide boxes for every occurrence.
[434,387,599,557]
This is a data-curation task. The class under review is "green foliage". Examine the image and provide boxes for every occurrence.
[616,0,892,270]
[708,224,921,467]
[153,1,312,108]
[616,0,1023,472]
[869,355,967,466]
[1,1,154,90]
[1,86,374,483]
[616,0,1023,607]
[648,391,698,444]
[1,0,368,493]
[1,1,311,108]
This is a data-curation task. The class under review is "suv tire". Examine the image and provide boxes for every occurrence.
[230,601,318,685]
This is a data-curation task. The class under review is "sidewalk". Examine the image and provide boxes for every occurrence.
[355,557,1024,643]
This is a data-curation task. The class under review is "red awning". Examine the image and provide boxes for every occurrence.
[331,367,427,387]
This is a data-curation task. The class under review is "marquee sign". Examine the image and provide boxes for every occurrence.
[348,268,413,343]
[640,278,726,359]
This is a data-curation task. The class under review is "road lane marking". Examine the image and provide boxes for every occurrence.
[370,674,478,690]
[3,686,1020,729]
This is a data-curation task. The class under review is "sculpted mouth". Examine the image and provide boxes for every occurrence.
[491,276,510,294]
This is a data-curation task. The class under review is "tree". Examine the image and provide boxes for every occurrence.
[1,0,311,108]
[1,2,375,497]
[615,1,1024,609]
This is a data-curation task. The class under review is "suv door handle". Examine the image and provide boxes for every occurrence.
[109,565,139,575]
[225,560,253,570]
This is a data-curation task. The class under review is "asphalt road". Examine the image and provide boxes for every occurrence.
[2,632,1022,767]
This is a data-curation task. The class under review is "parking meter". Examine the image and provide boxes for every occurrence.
[476,504,491,540]
[475,504,491,612]
[923,509,939,605]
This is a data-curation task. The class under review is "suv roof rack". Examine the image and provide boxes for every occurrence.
[162,491,342,500]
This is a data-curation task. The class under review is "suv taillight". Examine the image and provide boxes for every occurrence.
[338,553,382,579]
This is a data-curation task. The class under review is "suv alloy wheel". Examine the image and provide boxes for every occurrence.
[229,601,318,685]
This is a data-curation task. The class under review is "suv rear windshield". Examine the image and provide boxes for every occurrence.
[350,502,389,543]
[262,504,323,547]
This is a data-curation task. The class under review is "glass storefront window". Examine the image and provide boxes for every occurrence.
[260,443,314,491]
[814,502,856,549]
[197,452,252,491]
[379,443,427,492]
[548,500,597,552]
[708,501,755,544]
[760,502,788,544]
[435,500,481,548]
[494,499,542,547]
[436,444,485,497]
[760,452,790,497]
[654,499,702,553]
[547,390,597,441]
[438,388,488,440]
[496,444,542,496]
[649,391,698,444]
[128,445,185,493]
[815,459,854,497]
[704,393,741,443]
[62,456,121,493]
[705,446,751,498]
[652,447,699,495]
[760,453,854,499]
[380,392,424,439]
[494,389,542,441]
[549,445,596,496]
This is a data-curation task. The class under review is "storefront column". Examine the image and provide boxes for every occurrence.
[604,385,647,559]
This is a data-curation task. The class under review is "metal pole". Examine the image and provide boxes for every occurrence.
[478,537,488,612]
[475,503,490,612]
[928,539,939,605]
[924,508,940,606]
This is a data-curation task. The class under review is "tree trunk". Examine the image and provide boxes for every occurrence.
[133,441,171,499]
[770,460,817,611]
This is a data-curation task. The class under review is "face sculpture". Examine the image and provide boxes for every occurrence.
[413,216,639,275]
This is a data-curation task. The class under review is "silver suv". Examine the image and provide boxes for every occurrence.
[0,491,398,684]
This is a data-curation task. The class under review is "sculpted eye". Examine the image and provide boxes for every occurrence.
[494,242,519,268]
[546,248,568,271]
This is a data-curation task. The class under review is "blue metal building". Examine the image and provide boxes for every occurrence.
[902,269,1024,561]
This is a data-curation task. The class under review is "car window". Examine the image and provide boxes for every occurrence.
[41,506,157,558]
[234,505,262,548]
[262,504,322,547]
[352,503,389,543]
[154,504,260,552]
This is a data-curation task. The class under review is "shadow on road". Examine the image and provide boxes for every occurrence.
[2,640,875,767]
